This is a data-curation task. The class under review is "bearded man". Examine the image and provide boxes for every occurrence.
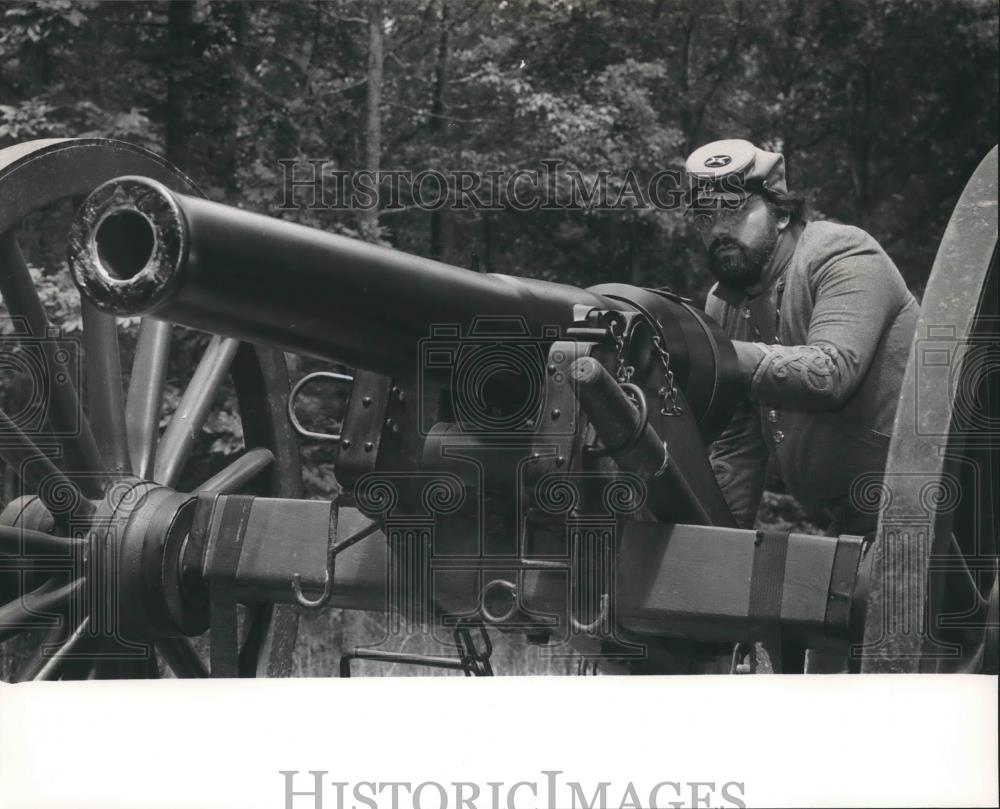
[686,139,919,536]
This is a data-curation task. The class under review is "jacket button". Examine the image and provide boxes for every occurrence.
[768,409,779,423]
[773,430,785,444]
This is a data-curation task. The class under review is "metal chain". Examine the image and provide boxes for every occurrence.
[609,312,682,415]
[650,331,682,416]
[454,621,494,676]
[729,641,757,674]
[610,319,634,384]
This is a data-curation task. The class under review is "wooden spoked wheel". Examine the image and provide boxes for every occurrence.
[0,139,302,681]
[861,146,998,673]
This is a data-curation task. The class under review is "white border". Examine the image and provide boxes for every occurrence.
[0,675,997,809]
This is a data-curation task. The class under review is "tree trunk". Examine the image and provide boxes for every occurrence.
[628,218,641,286]
[165,0,198,171]
[222,2,251,191]
[678,11,696,155]
[428,0,450,259]
[362,0,385,241]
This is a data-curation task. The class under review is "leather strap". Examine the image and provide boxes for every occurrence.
[204,494,255,677]
[749,530,789,625]
[825,534,865,637]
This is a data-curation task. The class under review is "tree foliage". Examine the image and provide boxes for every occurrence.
[3,0,995,288]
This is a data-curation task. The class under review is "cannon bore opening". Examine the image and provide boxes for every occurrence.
[95,210,155,281]
[480,579,518,624]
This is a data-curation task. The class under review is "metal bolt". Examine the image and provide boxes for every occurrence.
[364,441,374,452]
[551,408,561,420]
[396,388,406,402]
[555,455,565,467]
[547,364,557,376]
[341,439,351,449]
[362,396,372,408]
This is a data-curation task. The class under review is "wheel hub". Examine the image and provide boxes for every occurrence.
[0,479,206,643]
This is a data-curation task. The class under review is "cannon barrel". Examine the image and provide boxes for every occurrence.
[68,176,608,374]
[68,175,741,437]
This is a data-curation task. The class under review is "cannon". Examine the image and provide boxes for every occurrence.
[0,138,996,679]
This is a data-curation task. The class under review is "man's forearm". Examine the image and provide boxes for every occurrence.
[732,339,857,410]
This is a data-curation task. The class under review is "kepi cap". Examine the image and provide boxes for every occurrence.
[685,139,786,206]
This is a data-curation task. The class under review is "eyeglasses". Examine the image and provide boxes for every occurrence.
[686,195,761,234]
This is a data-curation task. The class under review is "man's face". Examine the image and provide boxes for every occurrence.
[692,195,781,289]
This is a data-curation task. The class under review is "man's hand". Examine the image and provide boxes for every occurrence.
[732,340,766,394]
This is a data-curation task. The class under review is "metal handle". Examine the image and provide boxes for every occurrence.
[287,371,354,441]
[290,504,382,609]
[587,381,649,458]
[570,593,609,635]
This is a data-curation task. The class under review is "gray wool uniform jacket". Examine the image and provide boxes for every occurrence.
[704,220,919,534]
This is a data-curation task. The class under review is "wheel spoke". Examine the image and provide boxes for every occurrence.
[81,300,131,476]
[0,525,85,555]
[0,556,72,575]
[238,604,274,676]
[0,233,106,496]
[154,336,240,488]
[949,532,991,611]
[29,616,91,681]
[12,618,72,681]
[0,408,94,519]
[156,636,208,678]
[198,448,274,494]
[126,318,172,480]
[0,577,84,643]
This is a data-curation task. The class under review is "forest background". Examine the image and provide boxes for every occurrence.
[1,0,998,675]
